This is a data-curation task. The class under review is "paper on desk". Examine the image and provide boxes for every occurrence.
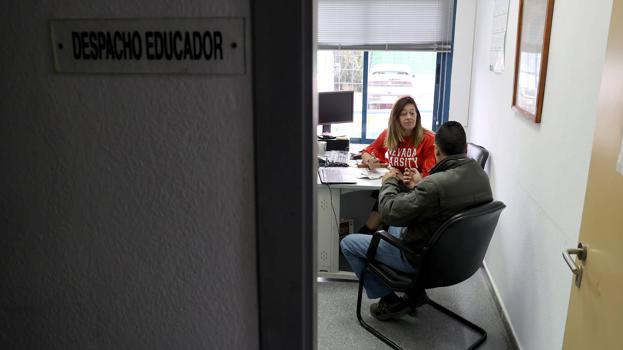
[359,168,388,180]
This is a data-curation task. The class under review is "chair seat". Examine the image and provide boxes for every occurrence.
[356,201,506,350]
[368,262,414,291]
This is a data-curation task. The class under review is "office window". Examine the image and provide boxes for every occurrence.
[317,50,438,142]
[317,50,363,138]
[317,0,456,143]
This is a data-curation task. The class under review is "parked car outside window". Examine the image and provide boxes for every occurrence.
[367,64,416,110]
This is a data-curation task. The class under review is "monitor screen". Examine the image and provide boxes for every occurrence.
[318,91,354,125]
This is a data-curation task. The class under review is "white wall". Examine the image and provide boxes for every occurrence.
[467,0,613,349]
[449,0,477,129]
[0,1,258,349]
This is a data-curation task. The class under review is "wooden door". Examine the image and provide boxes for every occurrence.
[562,2,623,348]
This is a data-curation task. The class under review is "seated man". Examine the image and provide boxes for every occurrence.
[340,121,493,321]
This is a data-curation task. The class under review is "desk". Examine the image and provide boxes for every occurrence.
[317,166,384,279]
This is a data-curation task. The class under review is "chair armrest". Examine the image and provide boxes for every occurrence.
[365,231,384,261]
[365,230,423,262]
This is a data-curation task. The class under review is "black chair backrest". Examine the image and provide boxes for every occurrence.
[422,201,505,288]
[467,142,489,169]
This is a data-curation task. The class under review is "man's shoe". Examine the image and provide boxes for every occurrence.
[406,289,429,316]
[369,297,411,321]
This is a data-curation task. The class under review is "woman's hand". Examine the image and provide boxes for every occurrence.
[402,167,422,189]
[363,152,380,170]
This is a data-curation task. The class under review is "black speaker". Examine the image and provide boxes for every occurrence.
[325,139,349,151]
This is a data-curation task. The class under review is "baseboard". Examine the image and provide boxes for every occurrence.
[482,261,522,350]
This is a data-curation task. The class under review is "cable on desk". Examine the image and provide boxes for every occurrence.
[326,184,340,238]
[318,168,340,238]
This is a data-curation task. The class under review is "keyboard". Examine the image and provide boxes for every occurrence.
[325,151,350,164]
[322,161,349,167]
[318,167,357,184]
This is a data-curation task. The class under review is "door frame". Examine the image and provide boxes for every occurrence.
[252,0,316,349]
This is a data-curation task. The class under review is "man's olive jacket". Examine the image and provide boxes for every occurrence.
[379,154,493,250]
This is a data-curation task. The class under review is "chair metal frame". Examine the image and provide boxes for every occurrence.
[355,201,506,350]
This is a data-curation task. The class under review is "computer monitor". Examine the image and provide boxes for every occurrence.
[318,91,354,134]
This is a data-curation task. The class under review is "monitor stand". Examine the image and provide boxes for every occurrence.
[319,125,336,139]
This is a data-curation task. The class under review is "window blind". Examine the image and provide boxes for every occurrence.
[318,0,455,51]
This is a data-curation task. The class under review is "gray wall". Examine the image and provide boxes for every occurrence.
[1,1,258,349]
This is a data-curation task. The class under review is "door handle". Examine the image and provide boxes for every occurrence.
[562,242,588,288]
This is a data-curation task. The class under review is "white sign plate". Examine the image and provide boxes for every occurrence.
[50,18,245,74]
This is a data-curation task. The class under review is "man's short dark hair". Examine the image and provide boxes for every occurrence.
[435,121,467,156]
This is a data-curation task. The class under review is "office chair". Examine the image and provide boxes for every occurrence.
[467,142,489,169]
[356,201,506,350]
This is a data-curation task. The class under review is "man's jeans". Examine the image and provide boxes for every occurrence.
[340,226,416,299]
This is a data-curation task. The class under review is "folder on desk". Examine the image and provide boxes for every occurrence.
[318,167,357,184]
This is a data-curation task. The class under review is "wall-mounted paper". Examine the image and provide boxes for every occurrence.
[489,0,510,73]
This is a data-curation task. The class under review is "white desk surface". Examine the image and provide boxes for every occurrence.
[316,164,386,190]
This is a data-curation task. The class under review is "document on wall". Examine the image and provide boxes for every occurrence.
[489,0,510,73]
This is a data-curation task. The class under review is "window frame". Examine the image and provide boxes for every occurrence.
[349,49,453,144]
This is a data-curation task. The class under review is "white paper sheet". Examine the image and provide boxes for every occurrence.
[489,0,510,73]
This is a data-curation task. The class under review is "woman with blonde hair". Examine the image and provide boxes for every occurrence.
[358,96,436,234]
